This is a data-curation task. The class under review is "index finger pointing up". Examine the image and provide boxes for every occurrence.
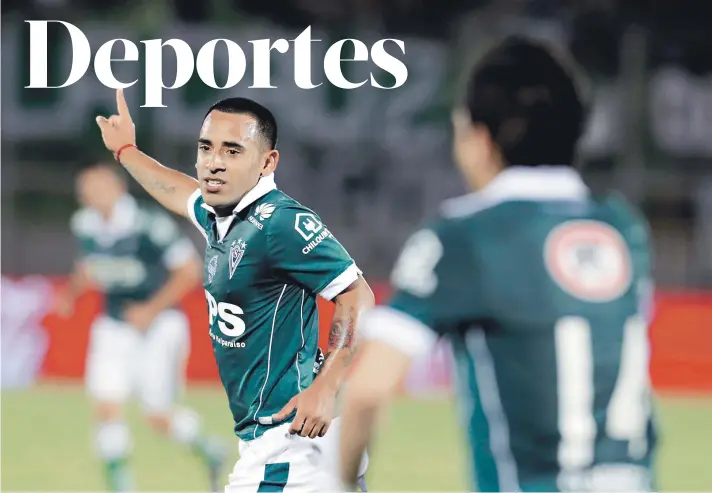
[116,88,131,119]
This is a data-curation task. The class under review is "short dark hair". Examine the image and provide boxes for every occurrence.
[462,36,586,167]
[204,98,278,150]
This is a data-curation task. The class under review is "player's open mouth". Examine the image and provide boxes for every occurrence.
[204,179,225,193]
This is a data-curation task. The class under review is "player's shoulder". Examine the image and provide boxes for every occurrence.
[432,192,499,239]
[439,185,511,219]
[439,189,535,232]
[259,190,316,213]
[407,195,521,258]
[257,190,323,232]
[256,191,340,256]
[251,189,303,214]
[598,192,650,239]
[69,207,101,238]
[399,214,463,259]
[390,216,467,300]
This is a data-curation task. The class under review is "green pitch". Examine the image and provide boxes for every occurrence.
[2,383,711,491]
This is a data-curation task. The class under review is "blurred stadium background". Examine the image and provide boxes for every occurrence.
[2,0,712,490]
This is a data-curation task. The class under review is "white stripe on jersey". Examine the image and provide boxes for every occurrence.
[465,330,521,491]
[253,284,287,438]
[296,289,305,392]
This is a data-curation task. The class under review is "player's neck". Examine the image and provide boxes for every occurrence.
[470,166,502,192]
[213,183,259,217]
[96,193,129,219]
[97,204,116,220]
[213,204,236,217]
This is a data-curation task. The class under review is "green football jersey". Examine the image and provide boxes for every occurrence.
[186,174,361,441]
[71,195,197,321]
[362,167,657,492]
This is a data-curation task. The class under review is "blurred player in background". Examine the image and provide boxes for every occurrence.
[94,91,372,492]
[340,36,657,492]
[55,163,227,492]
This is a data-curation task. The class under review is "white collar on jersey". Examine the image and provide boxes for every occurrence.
[110,194,139,232]
[200,173,277,215]
[441,165,589,219]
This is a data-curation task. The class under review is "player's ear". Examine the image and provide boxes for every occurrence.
[262,149,279,176]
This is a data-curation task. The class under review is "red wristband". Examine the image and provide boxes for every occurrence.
[115,144,137,163]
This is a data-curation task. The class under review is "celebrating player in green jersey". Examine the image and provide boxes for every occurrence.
[56,163,227,493]
[95,90,373,493]
[340,36,657,492]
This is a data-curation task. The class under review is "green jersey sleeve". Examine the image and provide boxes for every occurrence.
[389,221,479,329]
[186,189,211,240]
[359,220,479,359]
[267,205,361,300]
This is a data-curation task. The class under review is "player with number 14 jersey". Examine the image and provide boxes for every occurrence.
[340,36,657,493]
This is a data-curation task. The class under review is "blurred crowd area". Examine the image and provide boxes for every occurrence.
[2,0,712,285]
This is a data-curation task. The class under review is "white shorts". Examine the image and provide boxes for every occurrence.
[85,309,190,413]
[226,418,369,493]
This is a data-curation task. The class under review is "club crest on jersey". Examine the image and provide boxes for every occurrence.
[229,239,247,279]
[544,220,633,303]
[207,255,219,284]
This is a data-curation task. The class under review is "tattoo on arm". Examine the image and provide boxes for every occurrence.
[322,301,359,368]
[148,178,177,195]
[328,301,356,350]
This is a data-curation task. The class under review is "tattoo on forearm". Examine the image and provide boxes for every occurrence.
[328,303,356,350]
[148,178,176,195]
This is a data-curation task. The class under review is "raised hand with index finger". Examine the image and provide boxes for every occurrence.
[96,88,136,158]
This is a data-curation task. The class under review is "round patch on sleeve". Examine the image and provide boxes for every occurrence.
[544,220,632,302]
